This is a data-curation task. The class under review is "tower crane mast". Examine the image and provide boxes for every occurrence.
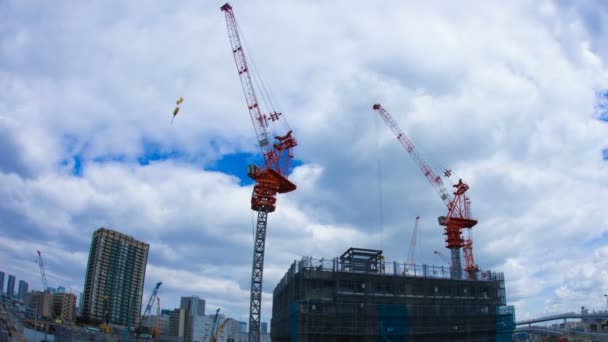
[372,104,478,279]
[221,4,298,342]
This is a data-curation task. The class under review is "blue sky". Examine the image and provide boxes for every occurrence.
[1,0,608,326]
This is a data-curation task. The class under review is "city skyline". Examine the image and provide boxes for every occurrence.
[1,0,608,325]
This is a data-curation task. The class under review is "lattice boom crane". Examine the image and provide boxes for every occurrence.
[372,104,479,279]
[140,281,162,330]
[406,216,420,268]
[36,250,49,292]
[221,4,298,342]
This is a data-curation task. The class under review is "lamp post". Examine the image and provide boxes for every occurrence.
[604,294,608,310]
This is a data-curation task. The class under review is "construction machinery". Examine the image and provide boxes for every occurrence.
[152,297,161,339]
[372,104,479,279]
[405,216,420,269]
[433,250,451,266]
[36,250,49,292]
[139,282,162,336]
[210,319,230,342]
[221,3,298,342]
[210,308,221,338]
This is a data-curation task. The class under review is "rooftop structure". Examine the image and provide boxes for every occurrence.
[272,248,514,342]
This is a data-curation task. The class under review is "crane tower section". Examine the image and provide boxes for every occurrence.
[221,4,298,342]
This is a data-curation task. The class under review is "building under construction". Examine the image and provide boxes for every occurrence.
[271,248,514,342]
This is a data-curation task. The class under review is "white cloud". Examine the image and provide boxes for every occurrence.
[1,0,608,325]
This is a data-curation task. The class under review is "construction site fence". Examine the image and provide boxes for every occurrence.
[276,256,504,294]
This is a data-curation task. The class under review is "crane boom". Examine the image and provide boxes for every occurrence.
[372,104,451,206]
[221,3,272,156]
[373,104,478,279]
[405,216,420,267]
[433,250,451,266]
[140,281,162,329]
[36,250,48,292]
[221,4,298,342]
[210,319,230,342]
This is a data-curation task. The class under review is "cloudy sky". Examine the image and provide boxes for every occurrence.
[1,0,608,325]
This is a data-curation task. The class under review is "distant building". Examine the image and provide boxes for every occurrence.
[180,296,205,316]
[6,275,15,297]
[78,292,84,312]
[180,296,205,341]
[141,313,170,336]
[53,292,76,322]
[238,321,247,332]
[234,332,270,342]
[191,314,229,342]
[224,318,241,341]
[57,286,65,293]
[0,271,4,293]
[261,322,268,334]
[25,291,54,319]
[17,280,28,299]
[168,308,186,338]
[82,227,149,326]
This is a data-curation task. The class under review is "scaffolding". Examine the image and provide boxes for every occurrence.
[272,248,512,342]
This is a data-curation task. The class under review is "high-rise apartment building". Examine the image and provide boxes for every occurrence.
[0,271,5,293]
[82,228,149,326]
[6,275,15,297]
[18,280,28,299]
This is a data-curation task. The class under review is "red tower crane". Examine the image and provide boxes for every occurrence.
[372,104,479,279]
[221,4,297,342]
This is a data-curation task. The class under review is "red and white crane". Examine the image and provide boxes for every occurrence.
[221,4,298,342]
[372,104,479,280]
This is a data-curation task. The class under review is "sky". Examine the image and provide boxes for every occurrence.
[1,0,608,325]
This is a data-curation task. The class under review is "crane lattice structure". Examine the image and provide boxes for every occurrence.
[405,216,420,268]
[221,3,298,342]
[372,104,479,279]
[140,281,162,331]
[36,250,49,292]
